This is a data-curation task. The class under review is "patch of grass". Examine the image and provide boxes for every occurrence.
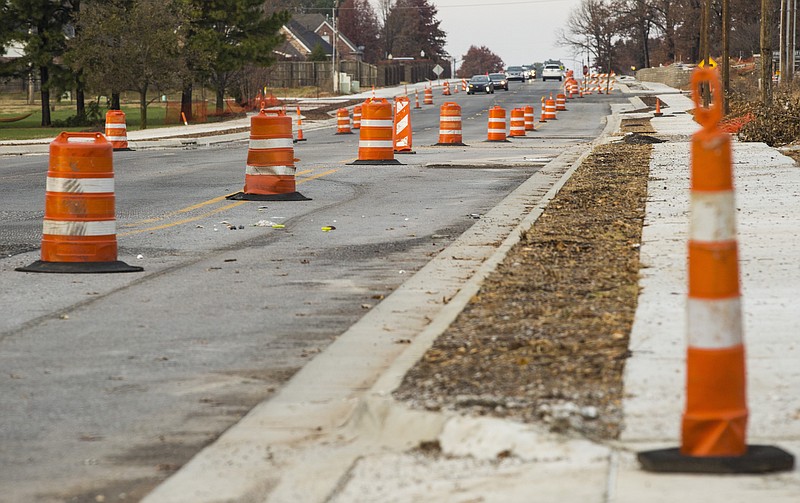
[1,100,175,141]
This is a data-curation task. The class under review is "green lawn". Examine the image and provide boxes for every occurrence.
[0,103,172,141]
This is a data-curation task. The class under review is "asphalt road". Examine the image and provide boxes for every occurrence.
[0,81,629,502]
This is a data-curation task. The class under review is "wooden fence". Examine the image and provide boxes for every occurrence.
[253,60,449,92]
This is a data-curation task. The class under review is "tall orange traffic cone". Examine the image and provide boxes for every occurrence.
[539,97,548,123]
[294,106,306,142]
[227,109,310,201]
[654,98,663,117]
[637,67,794,474]
[16,132,142,273]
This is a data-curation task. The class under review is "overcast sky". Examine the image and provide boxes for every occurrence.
[371,0,587,71]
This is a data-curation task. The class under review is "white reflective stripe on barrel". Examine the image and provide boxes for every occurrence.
[359,140,393,148]
[245,165,296,176]
[690,191,737,242]
[360,119,393,128]
[686,297,743,348]
[46,177,114,194]
[42,220,116,236]
[249,138,294,150]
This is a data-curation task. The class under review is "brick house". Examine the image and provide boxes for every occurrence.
[276,14,362,62]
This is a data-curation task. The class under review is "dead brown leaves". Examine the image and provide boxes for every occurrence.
[395,121,653,440]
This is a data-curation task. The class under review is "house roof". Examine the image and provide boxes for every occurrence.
[292,13,359,53]
[281,18,333,56]
[292,13,327,33]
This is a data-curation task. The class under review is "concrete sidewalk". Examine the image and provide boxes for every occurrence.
[141,81,798,502]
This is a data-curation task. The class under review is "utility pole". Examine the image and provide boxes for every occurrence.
[332,0,339,94]
[723,0,730,114]
[701,0,710,105]
[781,0,788,84]
[789,0,796,83]
[762,0,773,105]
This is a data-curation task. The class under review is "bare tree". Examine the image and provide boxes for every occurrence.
[620,0,657,68]
[69,0,185,129]
[559,0,621,72]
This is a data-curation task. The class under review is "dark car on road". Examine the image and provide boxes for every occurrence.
[467,75,494,94]
[506,66,526,81]
[488,73,509,91]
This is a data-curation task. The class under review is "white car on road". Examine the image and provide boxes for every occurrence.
[541,64,563,81]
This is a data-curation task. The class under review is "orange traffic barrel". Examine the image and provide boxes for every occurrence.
[335,108,352,134]
[393,96,414,154]
[555,93,567,111]
[486,106,508,142]
[104,110,130,151]
[349,97,402,165]
[424,87,434,105]
[637,67,795,475]
[353,105,362,129]
[443,81,451,96]
[509,108,526,137]
[16,132,142,273]
[435,102,466,146]
[545,96,557,120]
[227,109,309,201]
[523,105,535,131]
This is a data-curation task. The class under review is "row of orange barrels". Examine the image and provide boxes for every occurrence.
[329,92,571,156]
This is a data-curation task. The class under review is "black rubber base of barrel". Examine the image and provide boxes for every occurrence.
[16,260,144,274]
[485,139,511,143]
[348,159,404,165]
[113,147,132,152]
[334,132,354,135]
[226,191,311,201]
[637,445,795,474]
[394,150,416,155]
[434,142,467,146]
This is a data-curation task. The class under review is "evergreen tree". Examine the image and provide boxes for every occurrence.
[383,0,447,61]
[188,0,290,113]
